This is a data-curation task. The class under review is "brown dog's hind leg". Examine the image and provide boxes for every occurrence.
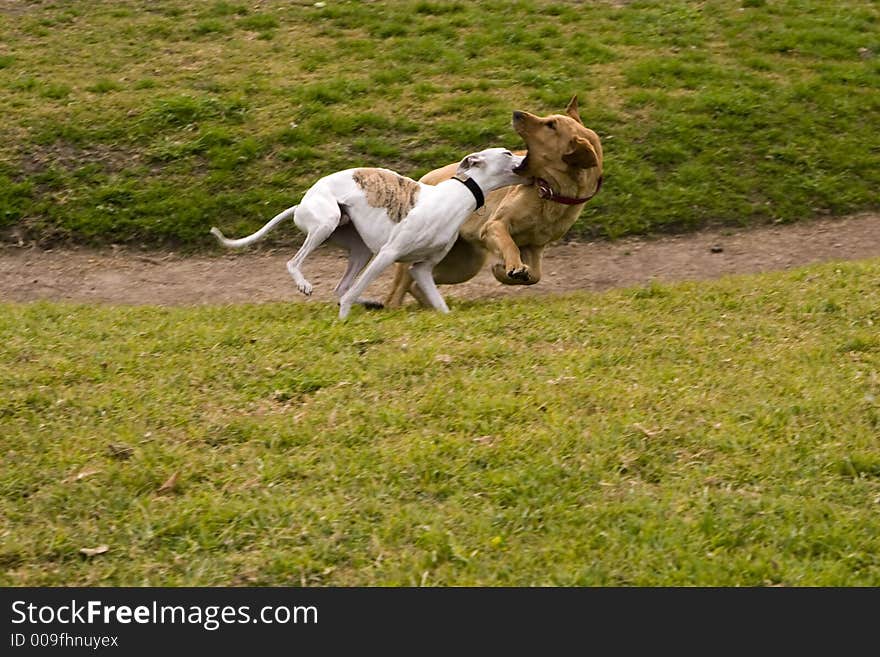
[383,263,438,309]
[384,238,488,308]
[384,263,413,309]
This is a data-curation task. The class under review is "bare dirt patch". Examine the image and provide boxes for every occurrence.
[2,213,878,307]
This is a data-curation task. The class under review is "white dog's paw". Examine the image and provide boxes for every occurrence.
[287,265,313,296]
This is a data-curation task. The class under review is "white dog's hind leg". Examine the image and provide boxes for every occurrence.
[328,224,373,300]
[338,248,400,320]
[286,198,341,296]
[408,261,450,313]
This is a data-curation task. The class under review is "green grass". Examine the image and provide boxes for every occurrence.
[2,258,880,586]
[0,0,877,247]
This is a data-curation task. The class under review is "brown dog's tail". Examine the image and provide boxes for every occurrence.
[210,205,298,249]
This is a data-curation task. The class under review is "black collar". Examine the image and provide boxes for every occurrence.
[452,174,485,210]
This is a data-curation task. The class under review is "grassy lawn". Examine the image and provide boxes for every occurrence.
[0,0,877,247]
[2,258,879,586]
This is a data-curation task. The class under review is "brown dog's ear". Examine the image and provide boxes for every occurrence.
[563,136,598,169]
[565,95,583,125]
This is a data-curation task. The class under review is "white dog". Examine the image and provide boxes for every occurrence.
[211,147,526,318]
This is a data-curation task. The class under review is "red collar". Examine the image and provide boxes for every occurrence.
[535,176,602,205]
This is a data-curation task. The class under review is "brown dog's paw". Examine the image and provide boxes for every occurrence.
[358,299,385,311]
[507,265,532,282]
[492,263,536,285]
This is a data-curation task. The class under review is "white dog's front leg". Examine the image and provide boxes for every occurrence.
[408,261,449,313]
[338,248,399,319]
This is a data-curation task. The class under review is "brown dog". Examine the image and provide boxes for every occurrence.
[383,95,603,308]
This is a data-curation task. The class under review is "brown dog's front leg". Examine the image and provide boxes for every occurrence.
[481,220,534,283]
[491,244,543,285]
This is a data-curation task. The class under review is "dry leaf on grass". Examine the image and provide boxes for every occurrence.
[79,545,109,557]
[633,422,663,438]
[70,467,101,482]
[107,443,134,459]
[157,471,179,494]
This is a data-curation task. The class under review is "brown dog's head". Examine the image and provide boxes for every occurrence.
[512,96,603,181]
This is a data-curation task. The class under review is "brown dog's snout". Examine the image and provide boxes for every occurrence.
[512,110,538,136]
[512,110,538,122]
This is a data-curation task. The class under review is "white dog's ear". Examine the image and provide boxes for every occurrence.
[461,154,483,170]
[566,95,583,125]
[563,136,598,169]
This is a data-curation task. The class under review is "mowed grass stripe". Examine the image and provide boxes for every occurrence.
[1,258,879,585]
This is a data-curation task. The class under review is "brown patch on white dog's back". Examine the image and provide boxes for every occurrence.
[352,168,420,223]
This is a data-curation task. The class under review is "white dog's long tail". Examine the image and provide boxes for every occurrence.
[210,205,298,248]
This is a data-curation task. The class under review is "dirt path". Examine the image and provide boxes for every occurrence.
[2,213,879,307]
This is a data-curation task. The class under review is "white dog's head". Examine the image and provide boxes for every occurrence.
[455,147,529,193]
